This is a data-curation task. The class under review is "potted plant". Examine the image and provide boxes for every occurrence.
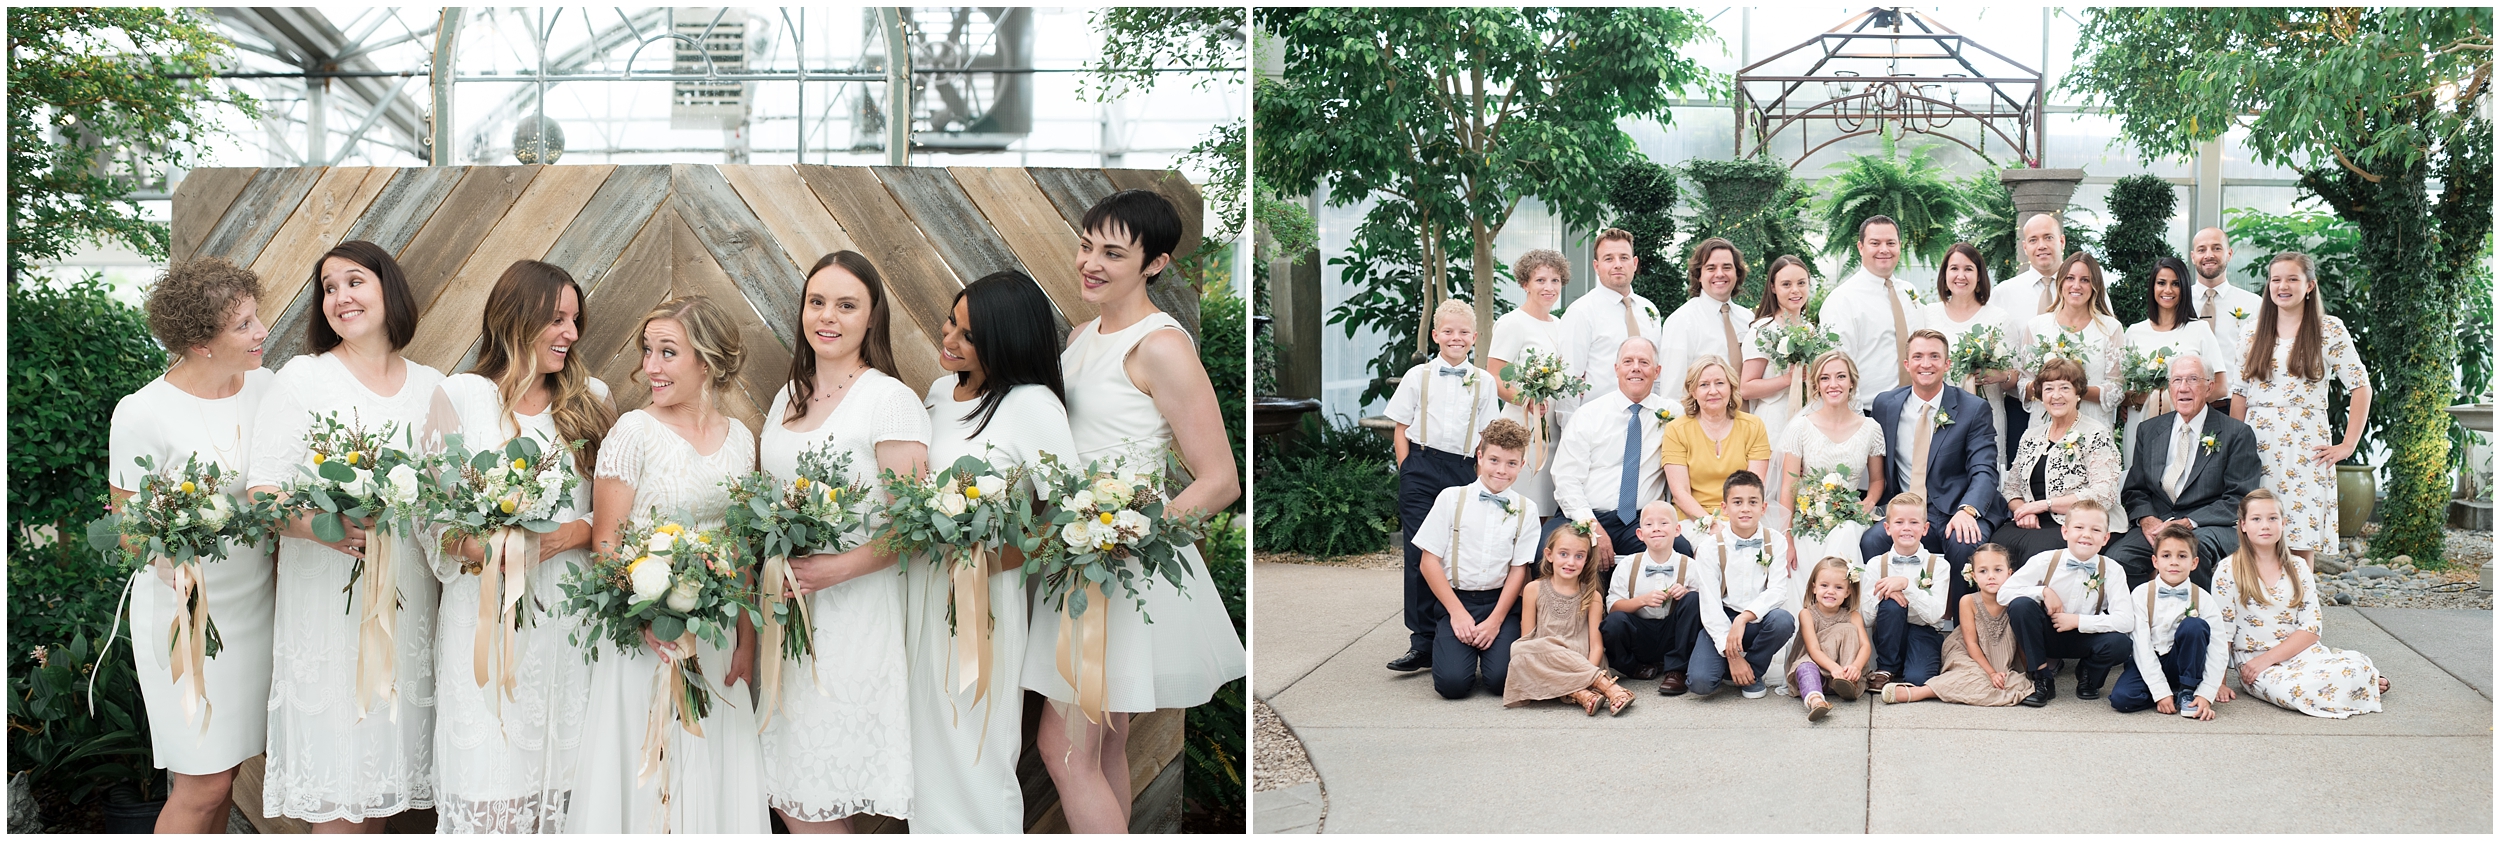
[8,631,163,832]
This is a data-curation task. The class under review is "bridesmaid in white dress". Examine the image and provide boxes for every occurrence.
[1774,350,1887,624]
[759,252,924,830]
[570,296,767,833]
[1739,255,1820,501]
[2119,255,2229,470]
[911,271,1077,833]
[2018,251,2126,431]
[1486,248,1570,515]
[108,258,276,833]
[1924,244,2020,464]
[418,261,612,833]
[244,241,442,829]
[2212,490,2387,717]
[1022,190,1248,832]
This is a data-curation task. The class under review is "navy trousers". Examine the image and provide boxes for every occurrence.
[1431,587,1522,699]
[1599,592,1702,674]
[2003,596,2132,676]
[1399,446,1478,653]
[1687,607,1797,695]
[2111,617,2213,712]
[1869,600,1946,685]
[1859,520,1989,621]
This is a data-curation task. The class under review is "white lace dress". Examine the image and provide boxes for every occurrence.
[1021,313,1247,712]
[110,369,275,775]
[1777,411,1883,570]
[758,373,923,822]
[565,410,767,834]
[419,374,605,833]
[246,352,444,822]
[912,378,1075,833]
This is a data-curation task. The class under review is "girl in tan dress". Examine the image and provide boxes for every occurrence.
[1883,545,2034,706]
[1503,523,1633,715]
[1788,557,1870,721]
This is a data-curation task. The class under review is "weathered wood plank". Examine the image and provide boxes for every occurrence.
[671,209,788,435]
[402,165,615,370]
[578,206,680,386]
[1025,167,1120,231]
[672,164,806,349]
[170,167,260,263]
[343,166,466,256]
[718,165,946,392]
[949,166,1097,326]
[544,164,673,293]
[248,167,389,326]
[1104,168,1207,264]
[873,166,1036,303]
[395,166,539,308]
[193,166,325,267]
[794,166,965,369]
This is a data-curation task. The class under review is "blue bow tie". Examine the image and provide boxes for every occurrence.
[2158,584,2195,601]
[1478,491,1507,505]
[1731,537,1764,551]
[1891,555,1922,566]
[2063,556,2100,575]
[1641,564,1676,578]
[1438,366,1468,377]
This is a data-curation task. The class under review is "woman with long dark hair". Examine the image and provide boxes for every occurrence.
[2120,254,2229,470]
[908,270,1075,832]
[2229,252,2369,562]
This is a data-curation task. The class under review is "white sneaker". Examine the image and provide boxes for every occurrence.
[1741,684,1770,699]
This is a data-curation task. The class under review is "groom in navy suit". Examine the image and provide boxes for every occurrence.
[1858,329,2004,618]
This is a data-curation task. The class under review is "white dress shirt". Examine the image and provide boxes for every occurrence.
[2190,277,2265,370]
[1988,266,2056,325]
[1858,548,1951,628]
[2127,578,2229,702]
[2160,406,2211,508]
[1383,356,1503,455]
[1555,285,1663,403]
[1549,389,1672,522]
[1607,547,1690,620]
[1657,293,1750,407]
[1820,269,1928,411]
[1410,480,1539,591]
[1997,549,2136,635]
[1691,525,1792,650]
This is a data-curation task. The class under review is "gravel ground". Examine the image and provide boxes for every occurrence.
[1258,548,1401,570]
[1252,697,1318,792]
[2310,527,2490,609]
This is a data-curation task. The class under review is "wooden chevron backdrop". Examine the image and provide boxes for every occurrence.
[171,164,1207,436]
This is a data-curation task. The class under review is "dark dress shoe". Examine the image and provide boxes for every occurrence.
[1628,664,1664,681]
[1657,671,1688,696]
[1386,649,1432,672]
[2074,669,2105,700]
[2033,668,2058,702]
[2020,682,2051,708]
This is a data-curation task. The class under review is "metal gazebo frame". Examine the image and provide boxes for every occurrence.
[1734,7,2046,169]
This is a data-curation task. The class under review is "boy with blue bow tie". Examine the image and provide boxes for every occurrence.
[1685,471,1796,698]
[1412,420,1541,699]
[1603,502,1703,694]
[1996,499,2135,707]
[1387,299,1508,674]
[1861,493,1953,690]
[2111,524,2227,719]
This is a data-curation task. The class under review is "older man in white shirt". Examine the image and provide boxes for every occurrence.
[1656,237,1750,408]
[1555,228,1663,428]
[1819,216,1927,413]
[1985,211,2068,447]
[2189,227,2265,413]
[1547,336,1694,566]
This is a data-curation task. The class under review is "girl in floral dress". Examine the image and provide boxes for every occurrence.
[2211,490,2386,718]
[2229,251,2370,561]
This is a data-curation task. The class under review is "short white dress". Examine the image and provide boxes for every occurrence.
[109,369,276,776]
[566,410,768,834]
[247,352,444,822]
[759,373,923,822]
[419,374,605,833]
[910,378,1075,833]
[1022,313,1247,713]
[2211,556,2383,718]
[1928,302,2020,467]
[1487,308,1565,513]
[2119,319,2227,469]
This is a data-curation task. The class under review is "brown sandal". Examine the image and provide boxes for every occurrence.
[1566,688,1602,715]
[1594,672,1635,716]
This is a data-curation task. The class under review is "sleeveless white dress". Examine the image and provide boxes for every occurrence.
[758,372,923,822]
[565,410,767,834]
[246,352,443,822]
[1742,313,1813,501]
[1021,313,1248,712]
[1487,308,1563,514]
[419,374,604,832]
[109,369,276,776]
[1928,302,2019,469]
[1777,410,1884,570]
[910,378,1074,833]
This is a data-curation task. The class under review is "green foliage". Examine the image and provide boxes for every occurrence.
[1253,415,1399,559]
[1179,119,1247,245]
[2102,174,2181,327]
[7,626,158,804]
[1608,158,1681,308]
[1200,277,1248,507]
[9,274,167,554]
[8,7,257,274]
[1325,201,1503,406]
[1678,157,1818,306]
[1814,136,1964,275]
[1184,513,1246,820]
[1091,8,1244,245]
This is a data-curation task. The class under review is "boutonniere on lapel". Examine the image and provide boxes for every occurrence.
[2230,307,2250,320]
[1754,538,1776,568]
[1497,495,1522,518]
[1461,369,1481,389]
[1918,565,1935,589]
[2084,567,2105,593]
[2199,434,2218,456]
[1653,406,1677,424]
[1902,287,1931,306]
[1932,407,1955,428]
[2184,600,2200,619]
[1641,303,1659,322]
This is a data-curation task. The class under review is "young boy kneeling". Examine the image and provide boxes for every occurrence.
[1602,502,1703,694]
[1997,500,2135,707]
[2111,524,2226,719]
[1861,493,1953,689]
[1414,419,1539,699]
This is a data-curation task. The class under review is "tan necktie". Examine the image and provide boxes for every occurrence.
[1909,404,1936,499]
[2163,423,2194,500]
[1883,277,1910,378]
[1720,302,1741,369]
[2035,277,2055,316]
[2200,287,2218,322]
[1623,294,1643,339]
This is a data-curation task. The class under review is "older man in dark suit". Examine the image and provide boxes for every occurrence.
[2110,354,2259,589]
[1858,329,2005,619]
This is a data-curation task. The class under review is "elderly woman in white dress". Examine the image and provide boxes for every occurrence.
[419,260,612,833]
[246,241,444,828]
[108,258,275,832]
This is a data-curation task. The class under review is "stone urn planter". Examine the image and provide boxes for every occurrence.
[2000,167,2087,229]
[2335,463,2377,541]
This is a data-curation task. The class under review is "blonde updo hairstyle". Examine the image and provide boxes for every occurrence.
[144,257,264,361]
[633,295,745,401]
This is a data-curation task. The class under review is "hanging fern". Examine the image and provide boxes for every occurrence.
[1815,134,1965,275]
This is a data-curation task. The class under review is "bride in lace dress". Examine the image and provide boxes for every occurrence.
[1775,350,1887,625]
[566,296,767,833]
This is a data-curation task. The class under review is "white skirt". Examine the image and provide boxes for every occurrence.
[760,567,913,822]
[430,551,591,833]
[567,638,768,833]
[903,560,1027,833]
[128,540,274,776]
[263,534,437,822]
[1021,544,1246,713]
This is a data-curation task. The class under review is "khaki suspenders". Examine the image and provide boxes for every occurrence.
[1418,366,1486,455]
[1444,491,1530,588]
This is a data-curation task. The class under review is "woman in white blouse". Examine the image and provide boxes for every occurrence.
[2120,255,2229,469]
[1739,255,1818,501]
[2019,251,2125,431]
[108,258,275,832]
[1925,243,2020,461]
[912,270,1077,833]
[1486,249,1571,514]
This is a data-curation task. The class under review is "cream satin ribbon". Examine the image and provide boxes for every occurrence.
[353,531,401,722]
[753,553,818,732]
[472,528,535,722]
[948,545,1001,762]
[1054,579,1112,727]
[640,632,704,834]
[165,561,213,730]
[1526,406,1551,473]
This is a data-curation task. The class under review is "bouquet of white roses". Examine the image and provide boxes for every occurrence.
[879,452,1032,708]
[2120,344,2176,396]
[561,516,747,725]
[427,432,579,702]
[1496,346,1589,469]
[723,445,872,727]
[1947,325,2020,390]
[1790,464,1868,541]
[86,453,280,728]
[2027,328,2097,370]
[282,411,429,718]
[1021,451,1204,723]
[1752,320,1842,411]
